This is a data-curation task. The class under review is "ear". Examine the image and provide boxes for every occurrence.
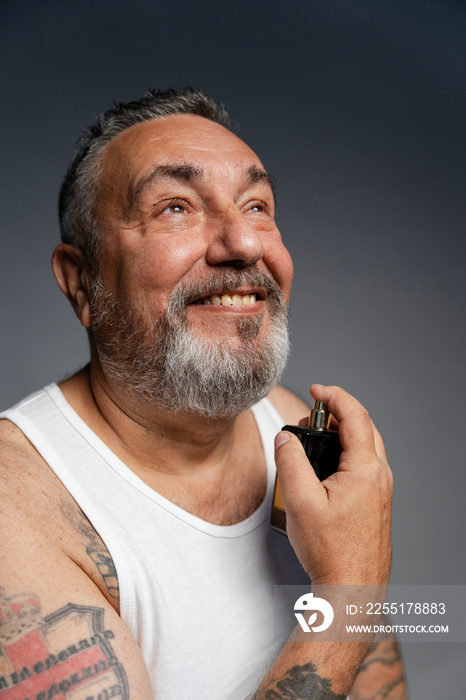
[52,244,92,328]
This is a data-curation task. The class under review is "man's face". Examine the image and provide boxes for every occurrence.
[89,114,294,416]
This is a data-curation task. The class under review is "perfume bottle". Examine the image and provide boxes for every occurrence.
[270,400,342,536]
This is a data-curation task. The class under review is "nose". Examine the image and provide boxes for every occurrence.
[205,208,264,268]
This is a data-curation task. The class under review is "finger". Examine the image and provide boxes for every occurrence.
[274,431,325,511]
[308,386,387,463]
[371,419,388,463]
[310,384,375,460]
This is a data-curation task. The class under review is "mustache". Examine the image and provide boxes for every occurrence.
[168,268,286,313]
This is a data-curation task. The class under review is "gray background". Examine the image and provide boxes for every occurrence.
[1,0,465,696]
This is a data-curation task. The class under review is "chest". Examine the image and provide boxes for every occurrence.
[134,446,268,525]
[111,500,308,700]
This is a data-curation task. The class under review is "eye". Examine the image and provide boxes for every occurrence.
[247,202,268,214]
[164,202,186,214]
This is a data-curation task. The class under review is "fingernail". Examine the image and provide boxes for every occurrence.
[312,383,324,388]
[275,431,290,451]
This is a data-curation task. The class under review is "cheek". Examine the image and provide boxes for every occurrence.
[125,238,204,300]
[264,238,294,303]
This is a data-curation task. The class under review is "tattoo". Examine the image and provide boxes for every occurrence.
[350,642,407,700]
[0,588,128,699]
[357,642,401,675]
[253,662,347,700]
[350,675,406,700]
[61,501,119,602]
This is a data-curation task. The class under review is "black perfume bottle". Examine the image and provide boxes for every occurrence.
[270,400,342,536]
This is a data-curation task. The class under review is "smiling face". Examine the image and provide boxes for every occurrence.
[86,114,293,416]
[94,114,293,333]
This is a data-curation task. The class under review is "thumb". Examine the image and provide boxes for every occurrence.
[274,431,324,513]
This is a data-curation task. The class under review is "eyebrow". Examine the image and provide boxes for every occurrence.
[127,161,276,214]
[245,164,276,202]
[128,164,203,212]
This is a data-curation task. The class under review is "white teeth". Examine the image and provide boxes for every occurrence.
[201,293,258,306]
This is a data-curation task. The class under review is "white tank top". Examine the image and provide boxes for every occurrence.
[1,385,309,699]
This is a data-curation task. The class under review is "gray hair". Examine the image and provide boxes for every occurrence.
[58,87,232,273]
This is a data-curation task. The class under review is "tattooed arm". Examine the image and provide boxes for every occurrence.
[251,385,394,699]
[349,639,408,699]
[0,421,153,699]
[0,529,153,699]
[251,640,408,700]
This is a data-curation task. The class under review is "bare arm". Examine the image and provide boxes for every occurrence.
[0,424,153,699]
[255,384,398,699]
[349,639,408,699]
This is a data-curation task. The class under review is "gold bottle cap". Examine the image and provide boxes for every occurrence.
[308,400,331,431]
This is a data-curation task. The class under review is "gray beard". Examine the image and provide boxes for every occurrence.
[89,269,290,419]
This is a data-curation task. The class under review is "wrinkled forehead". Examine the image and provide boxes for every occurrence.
[96,114,266,215]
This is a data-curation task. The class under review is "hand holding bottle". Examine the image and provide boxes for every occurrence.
[274,384,393,586]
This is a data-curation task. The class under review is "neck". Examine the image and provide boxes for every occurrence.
[60,364,255,477]
[59,364,268,525]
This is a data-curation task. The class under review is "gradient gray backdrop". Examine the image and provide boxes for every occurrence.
[1,0,465,696]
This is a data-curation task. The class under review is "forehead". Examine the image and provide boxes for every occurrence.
[98,113,264,197]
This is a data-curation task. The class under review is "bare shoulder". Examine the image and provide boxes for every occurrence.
[0,418,120,608]
[0,418,45,497]
[0,419,153,697]
[0,418,73,552]
[0,416,33,454]
[0,417,63,498]
[267,385,310,424]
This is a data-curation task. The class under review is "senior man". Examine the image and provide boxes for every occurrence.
[0,88,406,699]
